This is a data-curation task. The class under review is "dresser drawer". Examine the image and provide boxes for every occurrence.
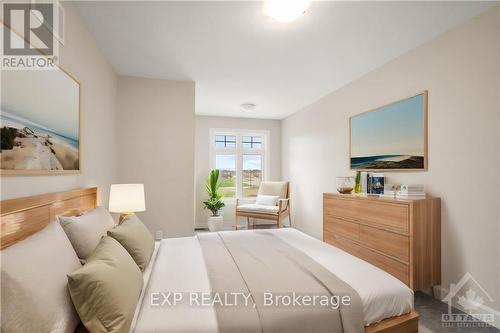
[357,244,409,285]
[324,217,359,241]
[325,197,409,234]
[324,232,360,257]
[324,193,441,290]
[359,225,409,262]
[325,233,409,285]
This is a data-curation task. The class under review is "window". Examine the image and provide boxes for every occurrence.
[242,136,262,149]
[210,130,269,198]
[242,155,262,197]
[215,135,236,148]
[215,154,236,197]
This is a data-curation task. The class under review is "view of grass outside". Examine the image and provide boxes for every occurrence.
[242,179,260,197]
[216,154,236,198]
[243,155,262,197]
[219,174,236,197]
[215,154,263,198]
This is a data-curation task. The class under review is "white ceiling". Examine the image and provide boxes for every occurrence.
[75,1,494,119]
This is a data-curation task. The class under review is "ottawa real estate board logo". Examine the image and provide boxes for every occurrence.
[442,273,499,329]
[2,1,61,70]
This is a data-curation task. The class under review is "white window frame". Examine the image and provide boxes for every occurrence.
[209,128,270,200]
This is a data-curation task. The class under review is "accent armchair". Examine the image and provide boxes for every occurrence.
[235,181,291,229]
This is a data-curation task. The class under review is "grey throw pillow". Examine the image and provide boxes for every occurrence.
[67,236,143,333]
[1,222,82,333]
[58,206,116,260]
[107,214,154,271]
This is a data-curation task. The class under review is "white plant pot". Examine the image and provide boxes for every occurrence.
[208,215,224,232]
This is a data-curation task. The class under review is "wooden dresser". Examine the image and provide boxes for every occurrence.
[323,193,440,290]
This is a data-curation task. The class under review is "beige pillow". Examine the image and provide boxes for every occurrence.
[1,222,82,333]
[107,214,154,271]
[58,206,115,260]
[67,236,143,333]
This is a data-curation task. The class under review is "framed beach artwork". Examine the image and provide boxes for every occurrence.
[350,91,427,171]
[0,66,80,175]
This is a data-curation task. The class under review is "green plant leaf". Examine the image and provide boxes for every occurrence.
[203,169,224,215]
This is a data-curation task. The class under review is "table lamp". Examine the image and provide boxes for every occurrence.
[109,184,146,224]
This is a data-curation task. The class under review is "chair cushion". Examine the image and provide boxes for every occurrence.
[257,181,288,199]
[255,195,280,206]
[237,204,279,214]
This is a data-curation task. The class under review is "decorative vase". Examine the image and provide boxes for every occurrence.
[208,215,224,232]
[336,177,355,194]
[354,171,362,194]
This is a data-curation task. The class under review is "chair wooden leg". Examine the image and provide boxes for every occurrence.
[235,216,238,230]
[277,215,280,229]
[247,216,250,229]
[288,206,292,228]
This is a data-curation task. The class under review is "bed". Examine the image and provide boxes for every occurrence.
[0,188,418,333]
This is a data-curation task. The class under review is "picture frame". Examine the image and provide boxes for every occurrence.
[349,91,428,171]
[0,24,81,176]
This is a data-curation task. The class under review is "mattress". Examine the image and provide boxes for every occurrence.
[132,228,413,332]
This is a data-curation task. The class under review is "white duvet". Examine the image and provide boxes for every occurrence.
[132,228,413,332]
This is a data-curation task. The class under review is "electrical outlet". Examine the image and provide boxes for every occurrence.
[155,230,163,240]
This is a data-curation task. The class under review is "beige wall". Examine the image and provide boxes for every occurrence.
[282,6,500,324]
[194,116,281,229]
[0,5,197,238]
[0,3,117,205]
[117,76,195,238]
[498,7,500,315]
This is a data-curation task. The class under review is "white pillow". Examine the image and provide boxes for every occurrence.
[58,206,116,260]
[1,222,82,333]
[255,194,280,206]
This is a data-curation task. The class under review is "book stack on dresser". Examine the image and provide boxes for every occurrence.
[397,184,425,198]
[323,193,441,290]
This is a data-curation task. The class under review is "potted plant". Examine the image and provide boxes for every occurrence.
[203,169,225,231]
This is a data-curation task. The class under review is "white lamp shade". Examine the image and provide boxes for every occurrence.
[109,184,146,213]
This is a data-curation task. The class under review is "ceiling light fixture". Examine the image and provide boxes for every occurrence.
[240,103,257,111]
[264,0,310,23]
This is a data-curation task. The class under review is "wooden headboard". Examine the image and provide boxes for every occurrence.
[0,187,98,249]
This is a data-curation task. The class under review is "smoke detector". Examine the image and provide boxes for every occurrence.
[240,103,257,111]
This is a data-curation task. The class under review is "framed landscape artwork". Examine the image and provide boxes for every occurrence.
[0,67,80,175]
[1,23,80,175]
[350,91,427,171]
